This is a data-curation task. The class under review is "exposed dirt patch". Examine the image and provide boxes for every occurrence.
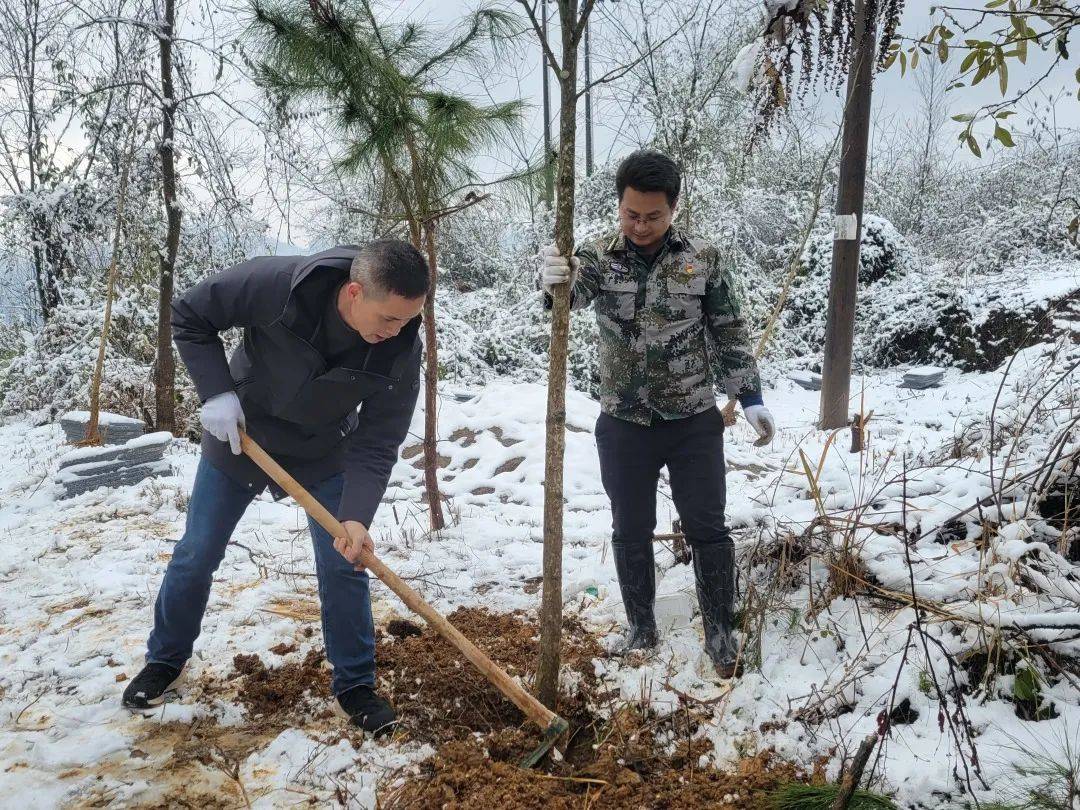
[470,486,495,496]
[118,610,814,809]
[411,453,452,470]
[229,648,333,721]
[375,607,601,748]
[386,706,811,809]
[376,609,817,808]
[122,716,285,808]
[489,427,522,447]
[449,428,478,447]
[494,457,524,476]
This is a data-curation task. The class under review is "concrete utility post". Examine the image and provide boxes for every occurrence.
[819,0,876,430]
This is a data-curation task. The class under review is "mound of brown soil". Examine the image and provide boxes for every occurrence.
[229,647,332,720]
[376,607,602,746]
[386,706,807,809]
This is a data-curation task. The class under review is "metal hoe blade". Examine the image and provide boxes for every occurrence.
[519,716,569,769]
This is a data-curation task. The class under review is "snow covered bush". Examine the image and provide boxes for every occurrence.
[780,214,920,364]
[435,283,600,397]
[867,274,1079,371]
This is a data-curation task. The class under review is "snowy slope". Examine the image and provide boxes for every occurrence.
[0,365,1077,807]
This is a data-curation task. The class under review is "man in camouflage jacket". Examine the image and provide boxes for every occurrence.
[540,150,775,678]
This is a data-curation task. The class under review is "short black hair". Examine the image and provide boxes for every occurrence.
[615,150,681,206]
[351,239,429,299]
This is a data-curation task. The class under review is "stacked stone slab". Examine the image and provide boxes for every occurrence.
[60,411,146,445]
[900,366,946,389]
[55,432,173,498]
[789,370,823,391]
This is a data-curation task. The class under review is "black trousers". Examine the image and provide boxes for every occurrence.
[595,407,730,550]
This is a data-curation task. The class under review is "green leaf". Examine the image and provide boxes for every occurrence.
[1016,36,1027,64]
[911,49,920,69]
[1057,37,1069,60]
[994,124,1015,147]
[960,50,978,72]
[900,49,907,76]
[1074,65,1080,84]
[1013,668,1040,704]
[986,0,1008,7]
[995,110,1016,118]
[952,113,975,121]
[972,60,993,85]
[966,134,982,157]
[938,39,949,63]
[999,57,1008,94]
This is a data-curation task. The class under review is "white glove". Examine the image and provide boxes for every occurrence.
[201,391,246,455]
[539,244,579,295]
[743,404,776,446]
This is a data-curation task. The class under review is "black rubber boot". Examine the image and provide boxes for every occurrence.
[612,541,659,653]
[692,543,741,678]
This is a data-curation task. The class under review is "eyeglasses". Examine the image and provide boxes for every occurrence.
[620,211,666,224]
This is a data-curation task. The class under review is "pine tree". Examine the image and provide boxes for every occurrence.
[248,0,523,531]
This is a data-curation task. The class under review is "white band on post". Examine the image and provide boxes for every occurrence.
[834,213,858,240]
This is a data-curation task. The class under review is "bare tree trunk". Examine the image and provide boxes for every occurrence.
[422,222,445,531]
[85,107,140,445]
[155,0,180,434]
[23,0,57,322]
[541,1,554,208]
[536,0,587,713]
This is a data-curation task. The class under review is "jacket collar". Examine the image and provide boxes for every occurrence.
[290,244,361,291]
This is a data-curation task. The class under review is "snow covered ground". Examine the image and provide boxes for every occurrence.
[0,360,1077,808]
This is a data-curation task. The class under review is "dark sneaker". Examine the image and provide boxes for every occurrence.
[333,685,397,735]
[122,663,182,710]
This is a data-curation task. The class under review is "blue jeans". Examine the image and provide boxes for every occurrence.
[147,457,376,696]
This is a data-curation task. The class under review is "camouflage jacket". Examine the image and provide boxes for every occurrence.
[570,228,762,425]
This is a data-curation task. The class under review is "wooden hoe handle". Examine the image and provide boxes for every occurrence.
[239,432,561,734]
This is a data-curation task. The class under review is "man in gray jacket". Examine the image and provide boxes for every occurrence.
[123,240,428,734]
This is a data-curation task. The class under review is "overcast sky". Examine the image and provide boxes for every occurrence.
[370,0,1078,163]
[236,0,1080,247]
